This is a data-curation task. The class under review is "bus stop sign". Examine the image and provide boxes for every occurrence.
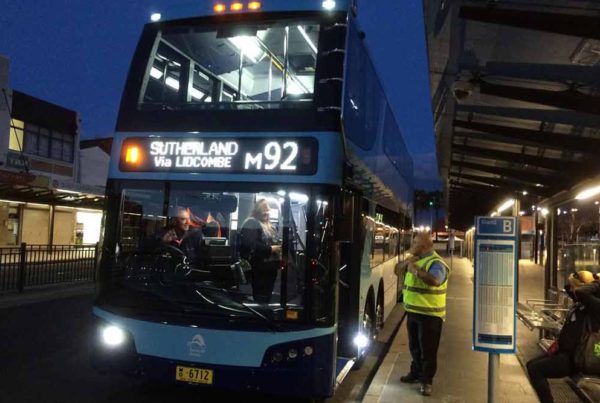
[473,216,518,353]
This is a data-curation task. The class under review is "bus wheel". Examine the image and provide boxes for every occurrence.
[354,299,375,369]
[375,294,384,332]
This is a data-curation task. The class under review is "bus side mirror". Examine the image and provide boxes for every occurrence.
[335,193,354,243]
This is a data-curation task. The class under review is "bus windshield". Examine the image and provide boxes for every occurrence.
[104,182,333,324]
[142,17,320,110]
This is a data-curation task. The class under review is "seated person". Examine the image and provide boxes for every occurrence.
[526,270,600,403]
[155,207,204,263]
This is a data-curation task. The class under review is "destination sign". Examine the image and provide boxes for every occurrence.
[119,137,319,175]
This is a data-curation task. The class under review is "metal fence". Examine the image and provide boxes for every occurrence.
[0,243,99,292]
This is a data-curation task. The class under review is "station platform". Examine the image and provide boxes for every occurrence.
[364,256,570,403]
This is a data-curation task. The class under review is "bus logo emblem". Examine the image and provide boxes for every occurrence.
[188,334,207,357]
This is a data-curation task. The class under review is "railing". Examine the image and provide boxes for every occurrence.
[0,243,99,293]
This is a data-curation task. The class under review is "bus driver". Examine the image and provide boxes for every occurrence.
[156,207,204,263]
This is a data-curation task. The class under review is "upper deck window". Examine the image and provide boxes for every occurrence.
[142,19,320,110]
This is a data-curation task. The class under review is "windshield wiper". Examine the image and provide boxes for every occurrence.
[194,284,281,332]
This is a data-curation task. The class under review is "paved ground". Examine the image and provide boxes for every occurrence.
[0,293,311,402]
[365,256,540,403]
[0,284,403,402]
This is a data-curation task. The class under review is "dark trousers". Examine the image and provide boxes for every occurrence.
[251,263,278,303]
[407,312,444,384]
[526,352,573,403]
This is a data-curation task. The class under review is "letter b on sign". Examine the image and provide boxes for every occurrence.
[503,220,512,233]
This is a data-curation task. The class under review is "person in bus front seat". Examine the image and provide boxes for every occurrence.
[156,207,204,263]
[240,199,282,303]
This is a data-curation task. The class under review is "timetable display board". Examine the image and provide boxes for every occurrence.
[473,216,518,353]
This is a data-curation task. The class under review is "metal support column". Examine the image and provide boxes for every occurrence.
[551,210,559,289]
[48,205,55,247]
[488,353,499,403]
[533,211,539,264]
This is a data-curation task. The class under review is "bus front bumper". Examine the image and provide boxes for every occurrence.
[90,331,336,398]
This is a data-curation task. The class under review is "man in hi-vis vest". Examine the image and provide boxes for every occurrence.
[397,231,450,396]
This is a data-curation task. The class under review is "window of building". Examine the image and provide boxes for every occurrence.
[22,123,74,163]
[9,119,25,152]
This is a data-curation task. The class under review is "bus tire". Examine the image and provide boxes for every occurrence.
[353,297,375,370]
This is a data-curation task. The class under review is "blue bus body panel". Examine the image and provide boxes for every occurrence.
[341,19,414,212]
[108,131,344,185]
[154,0,349,21]
[94,307,334,367]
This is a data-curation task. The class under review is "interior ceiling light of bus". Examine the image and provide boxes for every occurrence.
[149,67,210,101]
[228,36,265,63]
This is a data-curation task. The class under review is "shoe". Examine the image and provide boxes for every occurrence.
[400,373,420,384]
[420,383,433,396]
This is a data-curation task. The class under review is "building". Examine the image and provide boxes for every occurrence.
[0,55,107,246]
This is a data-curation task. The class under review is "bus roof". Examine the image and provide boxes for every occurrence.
[148,0,349,22]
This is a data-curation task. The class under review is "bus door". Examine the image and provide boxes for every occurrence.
[335,190,364,358]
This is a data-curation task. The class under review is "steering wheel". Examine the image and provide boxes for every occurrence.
[152,244,192,279]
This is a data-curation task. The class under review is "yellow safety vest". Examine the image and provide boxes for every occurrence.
[403,251,450,319]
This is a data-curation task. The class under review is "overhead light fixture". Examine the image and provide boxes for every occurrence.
[289,192,309,204]
[57,189,81,195]
[286,81,307,95]
[541,208,549,217]
[497,199,515,214]
[228,36,264,63]
[214,3,226,13]
[0,199,24,204]
[190,87,206,100]
[576,185,600,200]
[150,13,161,22]
[248,1,261,10]
[522,190,528,196]
[491,212,498,217]
[571,208,578,212]
[322,0,336,10]
[165,76,180,90]
[150,67,163,79]
[230,2,244,11]
[595,201,600,205]
[297,26,318,54]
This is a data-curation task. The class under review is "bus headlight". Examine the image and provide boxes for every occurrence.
[353,333,369,349]
[102,325,126,347]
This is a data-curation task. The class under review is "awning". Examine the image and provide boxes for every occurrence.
[0,169,104,209]
[425,0,600,229]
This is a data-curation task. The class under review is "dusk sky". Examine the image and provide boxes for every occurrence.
[0,0,440,190]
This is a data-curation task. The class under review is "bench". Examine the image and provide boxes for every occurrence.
[567,375,600,403]
[517,289,600,402]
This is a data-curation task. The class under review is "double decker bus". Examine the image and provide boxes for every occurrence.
[91,0,414,399]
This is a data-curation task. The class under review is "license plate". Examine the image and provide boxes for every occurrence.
[175,366,213,385]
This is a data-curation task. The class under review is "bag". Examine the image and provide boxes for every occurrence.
[547,340,559,357]
[574,315,600,375]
